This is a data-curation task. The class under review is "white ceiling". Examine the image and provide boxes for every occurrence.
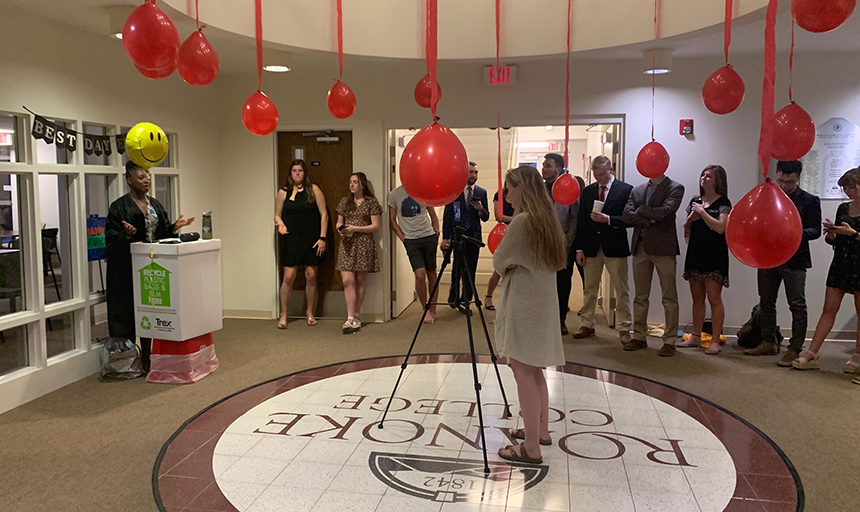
[5,0,860,73]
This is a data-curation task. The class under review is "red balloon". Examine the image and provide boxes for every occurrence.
[488,223,508,254]
[327,80,357,119]
[636,141,670,178]
[726,180,803,269]
[400,121,469,207]
[414,75,442,109]
[771,103,815,161]
[122,1,180,72]
[791,0,856,33]
[702,65,745,115]
[242,91,279,136]
[178,30,219,87]
[134,61,175,79]
[552,173,581,205]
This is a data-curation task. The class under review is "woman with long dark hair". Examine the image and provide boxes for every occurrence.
[679,165,731,355]
[335,172,382,334]
[494,166,567,465]
[274,159,328,329]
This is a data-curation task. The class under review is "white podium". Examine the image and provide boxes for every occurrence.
[131,239,222,341]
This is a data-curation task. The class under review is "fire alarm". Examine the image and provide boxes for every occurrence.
[679,119,694,135]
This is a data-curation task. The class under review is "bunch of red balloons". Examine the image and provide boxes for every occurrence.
[123,1,219,85]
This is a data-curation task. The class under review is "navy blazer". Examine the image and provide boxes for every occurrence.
[783,187,821,270]
[442,185,490,240]
[573,179,634,258]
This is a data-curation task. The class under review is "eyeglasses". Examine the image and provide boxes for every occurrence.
[776,178,799,186]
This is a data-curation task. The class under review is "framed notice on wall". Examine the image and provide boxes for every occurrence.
[800,117,860,199]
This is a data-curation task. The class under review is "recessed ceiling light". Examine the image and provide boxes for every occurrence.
[263,65,291,73]
[643,48,672,75]
[108,5,135,41]
[545,125,553,131]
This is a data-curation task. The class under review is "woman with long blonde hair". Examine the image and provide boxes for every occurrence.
[494,165,567,465]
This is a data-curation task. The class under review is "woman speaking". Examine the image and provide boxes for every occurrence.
[493,165,567,465]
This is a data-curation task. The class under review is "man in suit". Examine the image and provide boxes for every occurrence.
[543,153,580,335]
[746,160,821,365]
[572,156,634,343]
[621,173,685,356]
[441,161,489,311]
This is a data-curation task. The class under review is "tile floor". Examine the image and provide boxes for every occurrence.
[156,355,801,512]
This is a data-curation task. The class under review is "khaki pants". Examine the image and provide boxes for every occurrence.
[632,245,679,344]
[581,248,632,332]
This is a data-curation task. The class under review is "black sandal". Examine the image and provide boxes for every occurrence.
[484,295,496,311]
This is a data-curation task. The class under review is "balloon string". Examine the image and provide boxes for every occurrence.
[723,0,732,66]
[495,0,502,220]
[653,0,660,39]
[789,18,794,103]
[564,0,571,170]
[337,0,343,79]
[650,0,657,142]
[758,0,778,175]
[427,0,439,117]
[255,0,263,90]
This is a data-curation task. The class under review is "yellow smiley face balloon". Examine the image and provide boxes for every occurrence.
[125,122,169,169]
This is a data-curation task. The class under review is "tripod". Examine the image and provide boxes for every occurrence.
[378,226,512,474]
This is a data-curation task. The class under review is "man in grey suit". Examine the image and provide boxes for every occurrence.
[621,174,685,356]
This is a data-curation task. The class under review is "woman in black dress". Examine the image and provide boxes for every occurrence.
[793,168,860,382]
[274,159,329,329]
[106,161,194,371]
[679,165,731,355]
[484,186,514,311]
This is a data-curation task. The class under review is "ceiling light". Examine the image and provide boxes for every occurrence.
[263,49,292,73]
[108,5,135,40]
[545,125,553,131]
[0,129,15,134]
[643,48,672,75]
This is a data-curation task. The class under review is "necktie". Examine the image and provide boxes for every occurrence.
[599,185,607,202]
[464,187,473,230]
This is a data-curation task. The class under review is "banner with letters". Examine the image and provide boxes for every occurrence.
[28,110,127,157]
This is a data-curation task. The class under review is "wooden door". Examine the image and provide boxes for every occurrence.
[277,131,353,317]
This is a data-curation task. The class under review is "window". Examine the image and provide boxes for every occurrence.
[154,174,176,220]
[0,112,25,164]
[0,173,27,317]
[0,325,28,376]
[46,311,75,358]
[85,175,111,295]
[82,123,113,166]
[35,118,74,165]
[39,174,73,304]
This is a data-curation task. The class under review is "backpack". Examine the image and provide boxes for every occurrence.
[736,305,784,348]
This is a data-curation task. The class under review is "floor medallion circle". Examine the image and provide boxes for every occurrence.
[154,355,802,512]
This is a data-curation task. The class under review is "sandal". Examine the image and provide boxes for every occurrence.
[277,319,288,330]
[307,316,318,327]
[498,444,542,464]
[509,428,551,446]
[843,353,860,374]
[484,295,496,311]
[792,351,821,370]
[677,334,701,348]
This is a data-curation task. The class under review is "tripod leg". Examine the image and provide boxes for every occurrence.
[461,247,512,419]
[456,247,491,474]
[378,252,452,428]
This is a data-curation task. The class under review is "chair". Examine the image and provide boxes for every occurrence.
[0,251,23,342]
[42,228,61,302]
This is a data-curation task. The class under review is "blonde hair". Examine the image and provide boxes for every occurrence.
[837,168,860,188]
[505,166,567,270]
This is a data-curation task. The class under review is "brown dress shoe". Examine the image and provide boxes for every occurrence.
[777,349,799,367]
[572,326,595,339]
[658,343,677,357]
[620,331,632,344]
[623,339,648,351]
[744,342,777,356]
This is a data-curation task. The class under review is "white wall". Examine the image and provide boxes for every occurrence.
[215,50,860,334]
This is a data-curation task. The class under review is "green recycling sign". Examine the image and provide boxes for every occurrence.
[139,262,172,307]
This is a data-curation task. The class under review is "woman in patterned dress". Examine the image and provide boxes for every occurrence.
[679,165,731,355]
[335,172,382,334]
[793,168,860,383]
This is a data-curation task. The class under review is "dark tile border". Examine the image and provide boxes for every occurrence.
[153,354,803,512]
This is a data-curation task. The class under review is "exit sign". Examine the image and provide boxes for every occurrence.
[484,65,517,86]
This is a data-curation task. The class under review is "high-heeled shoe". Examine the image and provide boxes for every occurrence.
[843,353,860,374]
[792,351,820,370]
